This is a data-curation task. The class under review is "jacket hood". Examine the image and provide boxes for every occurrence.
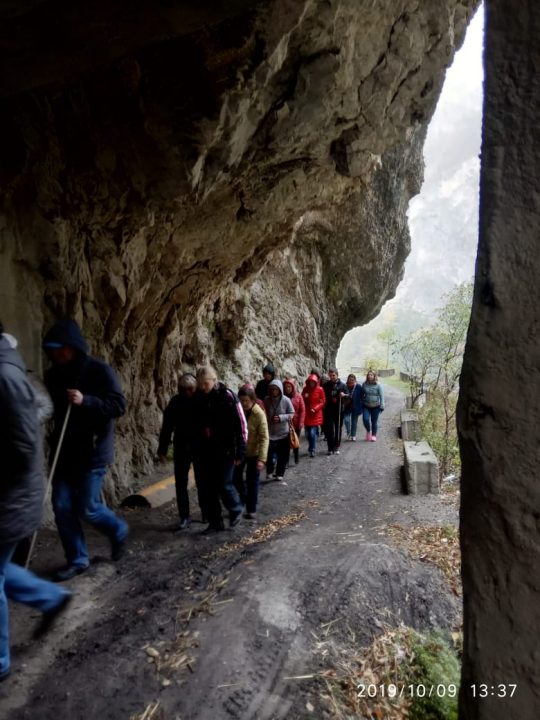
[0,334,26,372]
[263,363,275,377]
[42,319,88,355]
[283,377,297,396]
[268,378,283,395]
[305,373,320,386]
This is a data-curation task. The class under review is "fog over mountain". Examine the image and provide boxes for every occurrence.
[338,5,484,372]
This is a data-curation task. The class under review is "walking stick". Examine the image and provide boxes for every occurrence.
[25,403,72,569]
[337,393,342,449]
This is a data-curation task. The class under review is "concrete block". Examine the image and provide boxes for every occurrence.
[403,441,439,494]
[401,409,420,441]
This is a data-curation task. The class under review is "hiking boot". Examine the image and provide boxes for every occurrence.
[33,593,73,639]
[53,565,88,582]
[371,435,377,442]
[365,432,372,442]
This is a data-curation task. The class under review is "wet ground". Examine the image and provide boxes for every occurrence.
[1,387,460,720]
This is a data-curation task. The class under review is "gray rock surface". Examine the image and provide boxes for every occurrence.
[0,0,477,494]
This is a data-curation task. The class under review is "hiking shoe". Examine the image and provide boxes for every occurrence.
[33,593,73,639]
[53,565,88,582]
[371,435,377,442]
[171,517,190,531]
[365,432,372,442]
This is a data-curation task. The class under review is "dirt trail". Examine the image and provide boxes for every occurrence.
[1,387,460,720]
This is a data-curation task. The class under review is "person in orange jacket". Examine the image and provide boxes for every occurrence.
[301,374,326,458]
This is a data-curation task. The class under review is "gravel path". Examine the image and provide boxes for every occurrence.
[2,386,460,720]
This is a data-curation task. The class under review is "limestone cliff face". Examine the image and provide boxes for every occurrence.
[0,0,477,493]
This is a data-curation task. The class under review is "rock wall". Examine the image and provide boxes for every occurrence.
[0,0,477,494]
[458,1,540,717]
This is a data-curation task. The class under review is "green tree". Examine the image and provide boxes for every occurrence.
[396,282,473,475]
[377,327,398,368]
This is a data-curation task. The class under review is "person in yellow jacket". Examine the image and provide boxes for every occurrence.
[234,386,269,520]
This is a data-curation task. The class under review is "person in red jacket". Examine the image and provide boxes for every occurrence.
[283,378,305,465]
[301,374,326,457]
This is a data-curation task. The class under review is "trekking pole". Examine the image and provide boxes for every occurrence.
[25,403,72,569]
[337,394,342,449]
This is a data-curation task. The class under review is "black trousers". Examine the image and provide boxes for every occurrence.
[193,455,243,527]
[173,445,202,519]
[324,413,344,452]
[266,436,290,477]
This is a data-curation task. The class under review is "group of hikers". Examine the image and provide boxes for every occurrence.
[157,362,385,532]
[0,318,384,681]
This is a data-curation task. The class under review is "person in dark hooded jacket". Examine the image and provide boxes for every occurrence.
[42,319,128,581]
[255,363,275,401]
[0,323,71,681]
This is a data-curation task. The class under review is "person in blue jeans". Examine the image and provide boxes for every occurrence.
[343,374,364,441]
[0,323,71,681]
[43,319,129,581]
[361,370,385,441]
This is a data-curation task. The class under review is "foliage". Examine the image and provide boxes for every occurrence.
[419,391,461,476]
[409,632,460,720]
[362,356,386,374]
[324,625,461,720]
[377,327,398,368]
[396,282,473,474]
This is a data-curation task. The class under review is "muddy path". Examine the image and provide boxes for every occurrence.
[1,387,460,720]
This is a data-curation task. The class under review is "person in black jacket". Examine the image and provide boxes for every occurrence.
[0,323,71,681]
[323,368,349,455]
[157,373,201,530]
[192,366,247,532]
[42,319,128,581]
[255,363,275,401]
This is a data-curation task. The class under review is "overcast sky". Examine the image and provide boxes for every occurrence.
[338,4,484,370]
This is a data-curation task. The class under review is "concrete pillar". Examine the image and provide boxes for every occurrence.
[401,409,420,441]
[403,440,439,494]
